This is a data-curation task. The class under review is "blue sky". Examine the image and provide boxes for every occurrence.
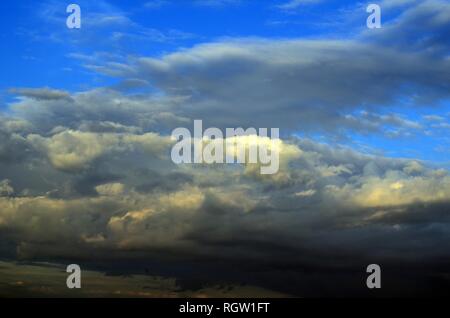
[1,0,450,164]
[0,0,360,90]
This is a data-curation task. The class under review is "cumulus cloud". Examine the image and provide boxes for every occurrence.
[1,0,450,296]
[27,130,172,172]
[1,112,450,295]
[0,180,14,197]
[328,167,450,207]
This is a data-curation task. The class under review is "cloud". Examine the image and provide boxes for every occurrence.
[276,0,323,11]
[75,0,447,141]
[9,88,70,101]
[9,88,190,134]
[144,0,242,8]
[27,130,172,172]
[144,1,170,9]
[29,0,197,54]
[0,180,14,197]
[2,98,450,294]
[362,0,450,55]
[328,167,450,207]
[193,0,242,6]
[95,182,125,196]
[0,120,33,164]
[103,37,448,136]
[1,0,450,296]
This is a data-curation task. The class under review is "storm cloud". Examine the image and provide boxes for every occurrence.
[1,0,450,297]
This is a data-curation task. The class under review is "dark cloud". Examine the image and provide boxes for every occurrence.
[367,0,450,55]
[92,39,448,135]
[9,88,71,101]
[75,1,450,138]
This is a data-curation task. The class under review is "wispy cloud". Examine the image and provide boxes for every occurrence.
[143,0,171,9]
[276,0,323,11]
[194,0,242,6]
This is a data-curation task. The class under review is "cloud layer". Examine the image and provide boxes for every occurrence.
[1,0,450,296]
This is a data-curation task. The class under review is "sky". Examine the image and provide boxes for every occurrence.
[1,0,449,163]
[0,0,450,297]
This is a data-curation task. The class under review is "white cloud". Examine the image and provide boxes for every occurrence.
[276,0,323,11]
[27,130,172,172]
